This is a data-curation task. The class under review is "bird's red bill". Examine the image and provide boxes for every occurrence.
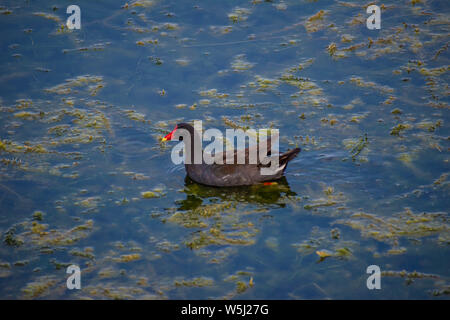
[162,125,177,141]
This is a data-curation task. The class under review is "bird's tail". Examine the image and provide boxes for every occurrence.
[279,148,301,168]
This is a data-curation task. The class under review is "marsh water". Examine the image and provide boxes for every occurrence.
[0,0,449,299]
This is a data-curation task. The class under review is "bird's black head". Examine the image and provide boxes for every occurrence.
[162,123,194,142]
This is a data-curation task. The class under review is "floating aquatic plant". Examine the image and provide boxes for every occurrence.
[334,209,449,254]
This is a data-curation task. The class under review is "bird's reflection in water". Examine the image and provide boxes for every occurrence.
[176,176,297,211]
[165,177,298,251]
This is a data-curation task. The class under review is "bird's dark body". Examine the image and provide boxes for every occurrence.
[186,149,300,187]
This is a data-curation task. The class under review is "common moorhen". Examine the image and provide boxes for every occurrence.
[162,123,300,187]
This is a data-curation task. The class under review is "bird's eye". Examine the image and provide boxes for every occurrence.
[179,136,183,141]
